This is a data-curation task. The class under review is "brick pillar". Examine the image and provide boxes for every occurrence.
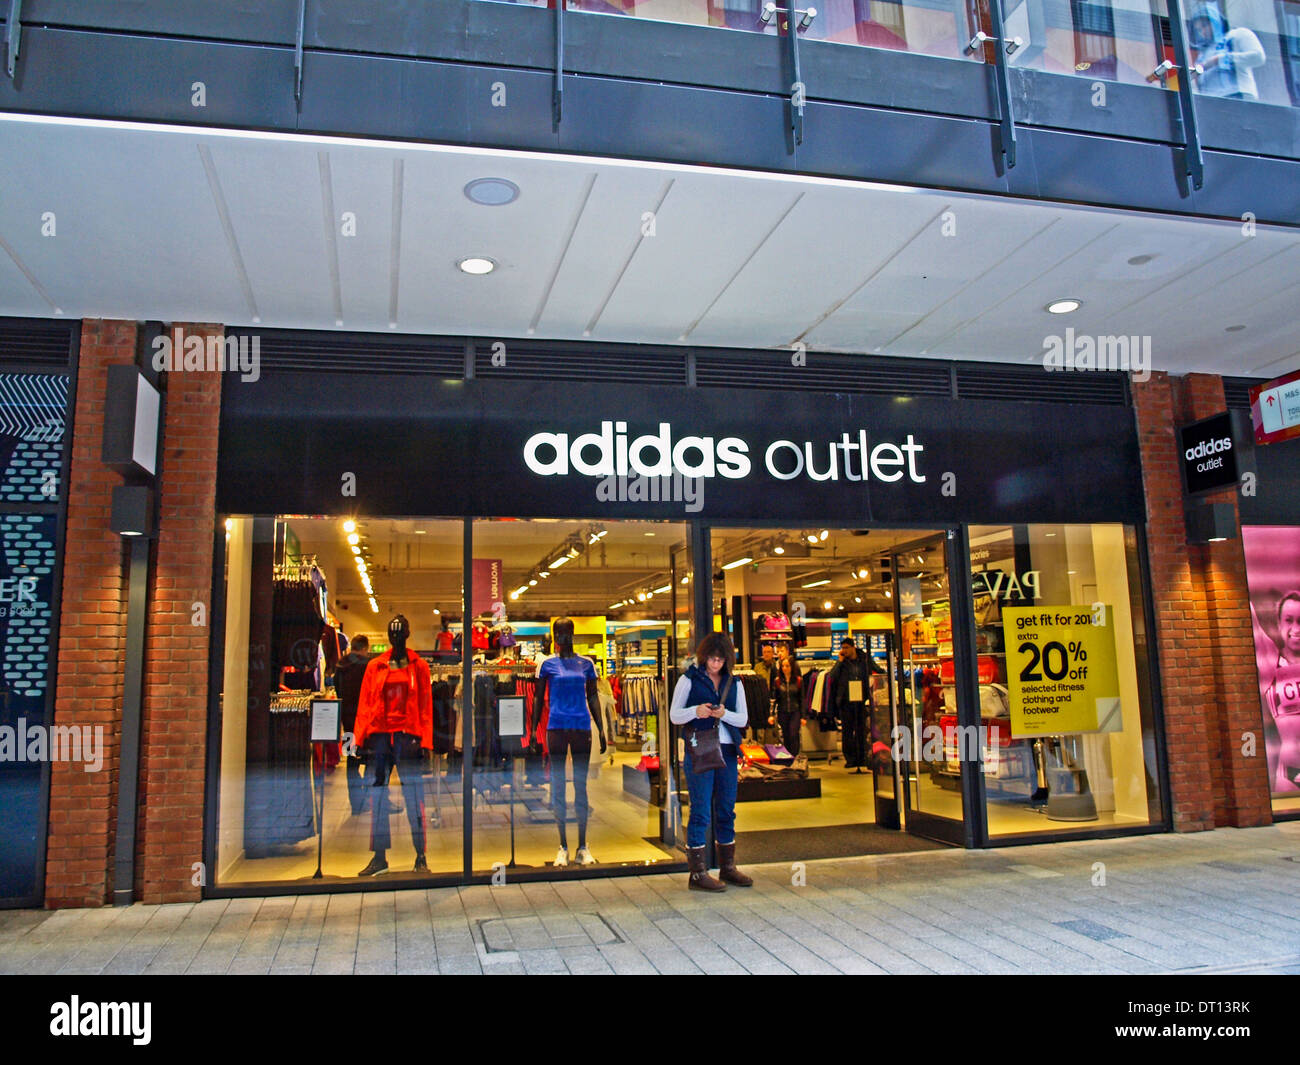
[136,325,223,904]
[45,319,136,907]
[1177,374,1271,828]
[1132,371,1272,833]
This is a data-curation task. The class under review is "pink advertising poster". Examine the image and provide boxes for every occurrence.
[1242,527,1300,797]
[471,558,503,619]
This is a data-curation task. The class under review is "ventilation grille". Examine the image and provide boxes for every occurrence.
[955,362,1129,405]
[1223,377,1264,410]
[472,340,686,386]
[0,320,75,369]
[695,350,952,397]
[229,330,465,377]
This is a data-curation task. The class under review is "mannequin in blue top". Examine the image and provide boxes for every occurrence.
[536,617,607,868]
[668,631,753,892]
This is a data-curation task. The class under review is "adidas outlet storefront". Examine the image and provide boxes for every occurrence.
[205,332,1171,896]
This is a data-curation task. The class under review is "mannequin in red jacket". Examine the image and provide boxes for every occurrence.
[354,614,433,877]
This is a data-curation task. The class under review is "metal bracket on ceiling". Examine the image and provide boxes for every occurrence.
[1165,0,1206,193]
[759,2,817,151]
[4,0,22,81]
[553,0,564,129]
[294,0,306,106]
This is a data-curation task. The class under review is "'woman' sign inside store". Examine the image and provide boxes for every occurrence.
[522,422,927,485]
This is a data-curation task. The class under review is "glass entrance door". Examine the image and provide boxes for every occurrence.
[892,532,969,844]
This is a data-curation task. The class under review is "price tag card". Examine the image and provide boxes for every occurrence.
[499,696,525,738]
[310,699,340,742]
[847,680,864,703]
[1003,605,1121,738]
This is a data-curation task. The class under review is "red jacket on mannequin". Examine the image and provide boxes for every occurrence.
[354,649,434,750]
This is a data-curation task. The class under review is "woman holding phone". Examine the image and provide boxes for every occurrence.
[668,632,751,892]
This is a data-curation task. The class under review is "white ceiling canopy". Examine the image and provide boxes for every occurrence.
[0,111,1296,377]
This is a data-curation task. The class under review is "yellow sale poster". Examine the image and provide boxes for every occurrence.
[1002,605,1122,737]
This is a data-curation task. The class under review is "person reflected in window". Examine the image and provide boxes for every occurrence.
[1188,2,1266,100]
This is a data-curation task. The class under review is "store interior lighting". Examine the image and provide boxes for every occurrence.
[721,556,753,570]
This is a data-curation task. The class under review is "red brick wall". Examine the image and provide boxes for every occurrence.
[136,325,223,904]
[46,319,136,907]
[1178,374,1272,827]
[1133,371,1272,832]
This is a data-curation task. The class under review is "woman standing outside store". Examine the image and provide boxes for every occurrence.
[669,632,752,892]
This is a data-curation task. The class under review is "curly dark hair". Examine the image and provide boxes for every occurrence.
[694,631,736,673]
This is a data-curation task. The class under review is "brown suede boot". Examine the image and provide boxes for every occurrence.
[687,845,726,892]
[717,842,753,887]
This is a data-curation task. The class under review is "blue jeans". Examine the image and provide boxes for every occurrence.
[684,742,739,849]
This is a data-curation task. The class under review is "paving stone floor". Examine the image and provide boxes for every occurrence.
[3,823,1299,975]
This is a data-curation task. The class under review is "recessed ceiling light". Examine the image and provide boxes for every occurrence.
[458,257,496,275]
[464,178,520,206]
[1046,299,1081,314]
[1127,254,1156,266]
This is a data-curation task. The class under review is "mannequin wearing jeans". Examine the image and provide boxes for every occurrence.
[353,615,433,877]
[668,632,752,892]
[535,618,606,867]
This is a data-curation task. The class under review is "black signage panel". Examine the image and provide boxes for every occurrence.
[218,374,1144,525]
[1178,411,1239,497]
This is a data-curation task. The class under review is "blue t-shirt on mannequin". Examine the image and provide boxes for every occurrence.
[538,655,597,729]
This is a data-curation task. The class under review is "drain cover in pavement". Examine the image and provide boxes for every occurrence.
[477,913,625,953]
[1054,919,1125,942]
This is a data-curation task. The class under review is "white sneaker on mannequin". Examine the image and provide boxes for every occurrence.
[576,846,597,866]
[554,847,569,868]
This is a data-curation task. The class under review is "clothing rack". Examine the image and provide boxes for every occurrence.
[268,691,315,713]
[273,553,320,583]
